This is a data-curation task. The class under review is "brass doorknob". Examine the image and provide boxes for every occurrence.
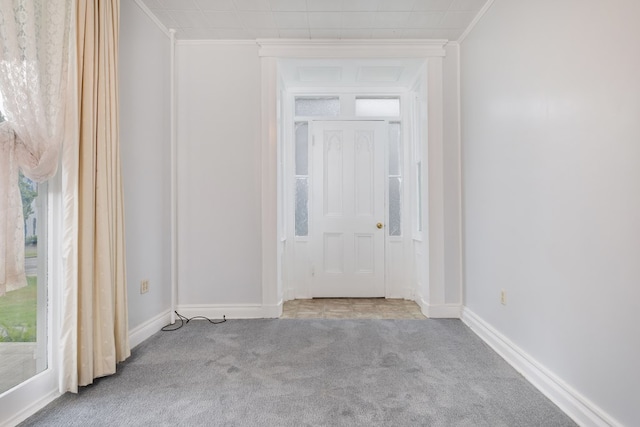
[376,222,383,229]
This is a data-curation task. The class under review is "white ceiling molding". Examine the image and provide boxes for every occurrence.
[257,39,447,58]
[457,0,496,44]
[133,0,170,38]
[175,39,259,46]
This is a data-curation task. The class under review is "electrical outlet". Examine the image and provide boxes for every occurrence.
[140,279,149,294]
[500,289,506,305]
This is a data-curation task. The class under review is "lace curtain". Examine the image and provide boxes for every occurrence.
[0,0,72,296]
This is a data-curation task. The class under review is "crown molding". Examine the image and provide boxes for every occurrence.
[176,39,258,46]
[132,0,170,38]
[257,39,447,58]
[457,0,496,44]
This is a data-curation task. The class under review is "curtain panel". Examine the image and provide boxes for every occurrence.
[72,0,130,388]
[60,0,130,391]
[1,0,129,392]
[0,0,73,296]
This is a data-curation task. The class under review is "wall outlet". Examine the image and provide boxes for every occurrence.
[500,289,507,305]
[140,279,149,294]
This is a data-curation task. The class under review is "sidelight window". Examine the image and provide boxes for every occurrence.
[294,122,309,236]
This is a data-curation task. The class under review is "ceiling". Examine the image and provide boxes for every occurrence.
[138,0,490,41]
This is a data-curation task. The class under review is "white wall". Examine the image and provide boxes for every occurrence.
[119,0,172,329]
[176,43,262,307]
[461,0,640,425]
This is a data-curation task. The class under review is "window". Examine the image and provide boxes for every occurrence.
[0,174,48,394]
[388,122,402,237]
[0,92,5,122]
[416,161,423,233]
[355,97,400,117]
[0,96,49,394]
[294,122,309,237]
[295,96,340,117]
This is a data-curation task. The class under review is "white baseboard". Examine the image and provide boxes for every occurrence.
[1,388,59,427]
[129,309,172,349]
[262,301,284,318]
[461,308,621,427]
[415,294,461,318]
[176,303,282,319]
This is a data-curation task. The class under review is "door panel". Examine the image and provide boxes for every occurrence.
[311,121,386,297]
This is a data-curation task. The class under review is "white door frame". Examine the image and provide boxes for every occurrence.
[258,39,454,318]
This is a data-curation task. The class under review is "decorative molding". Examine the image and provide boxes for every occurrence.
[262,301,284,319]
[260,56,280,317]
[132,0,170,38]
[415,293,462,318]
[1,388,60,427]
[176,303,282,319]
[257,39,447,58]
[176,40,258,46]
[129,310,172,349]
[461,308,621,427]
[457,0,496,44]
[170,28,177,326]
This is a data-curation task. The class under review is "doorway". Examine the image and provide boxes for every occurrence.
[310,120,386,297]
[259,41,458,318]
[283,90,412,300]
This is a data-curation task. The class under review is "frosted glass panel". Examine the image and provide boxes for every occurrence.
[355,98,400,117]
[295,178,309,236]
[389,122,401,176]
[295,122,308,175]
[416,162,422,232]
[389,177,402,236]
[295,97,340,117]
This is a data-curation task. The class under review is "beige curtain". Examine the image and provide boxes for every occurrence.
[67,0,129,389]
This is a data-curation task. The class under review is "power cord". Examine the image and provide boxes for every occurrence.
[161,311,226,331]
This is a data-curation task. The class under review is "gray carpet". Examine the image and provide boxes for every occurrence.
[21,319,576,426]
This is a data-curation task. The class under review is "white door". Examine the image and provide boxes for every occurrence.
[311,121,386,297]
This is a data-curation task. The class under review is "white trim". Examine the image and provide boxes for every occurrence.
[169,28,177,325]
[454,41,465,309]
[128,310,172,349]
[0,388,60,427]
[415,293,461,318]
[132,0,170,38]
[261,42,448,323]
[176,303,282,319]
[457,0,496,44]
[257,39,447,58]
[262,301,284,318]
[261,57,280,312]
[176,40,257,46]
[461,308,622,427]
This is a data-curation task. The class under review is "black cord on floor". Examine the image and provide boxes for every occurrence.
[161,311,226,331]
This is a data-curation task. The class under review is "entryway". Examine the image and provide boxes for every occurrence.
[310,120,386,297]
[260,41,461,319]
[282,84,415,301]
[281,298,425,319]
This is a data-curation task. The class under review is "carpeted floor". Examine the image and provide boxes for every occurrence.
[21,319,576,426]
